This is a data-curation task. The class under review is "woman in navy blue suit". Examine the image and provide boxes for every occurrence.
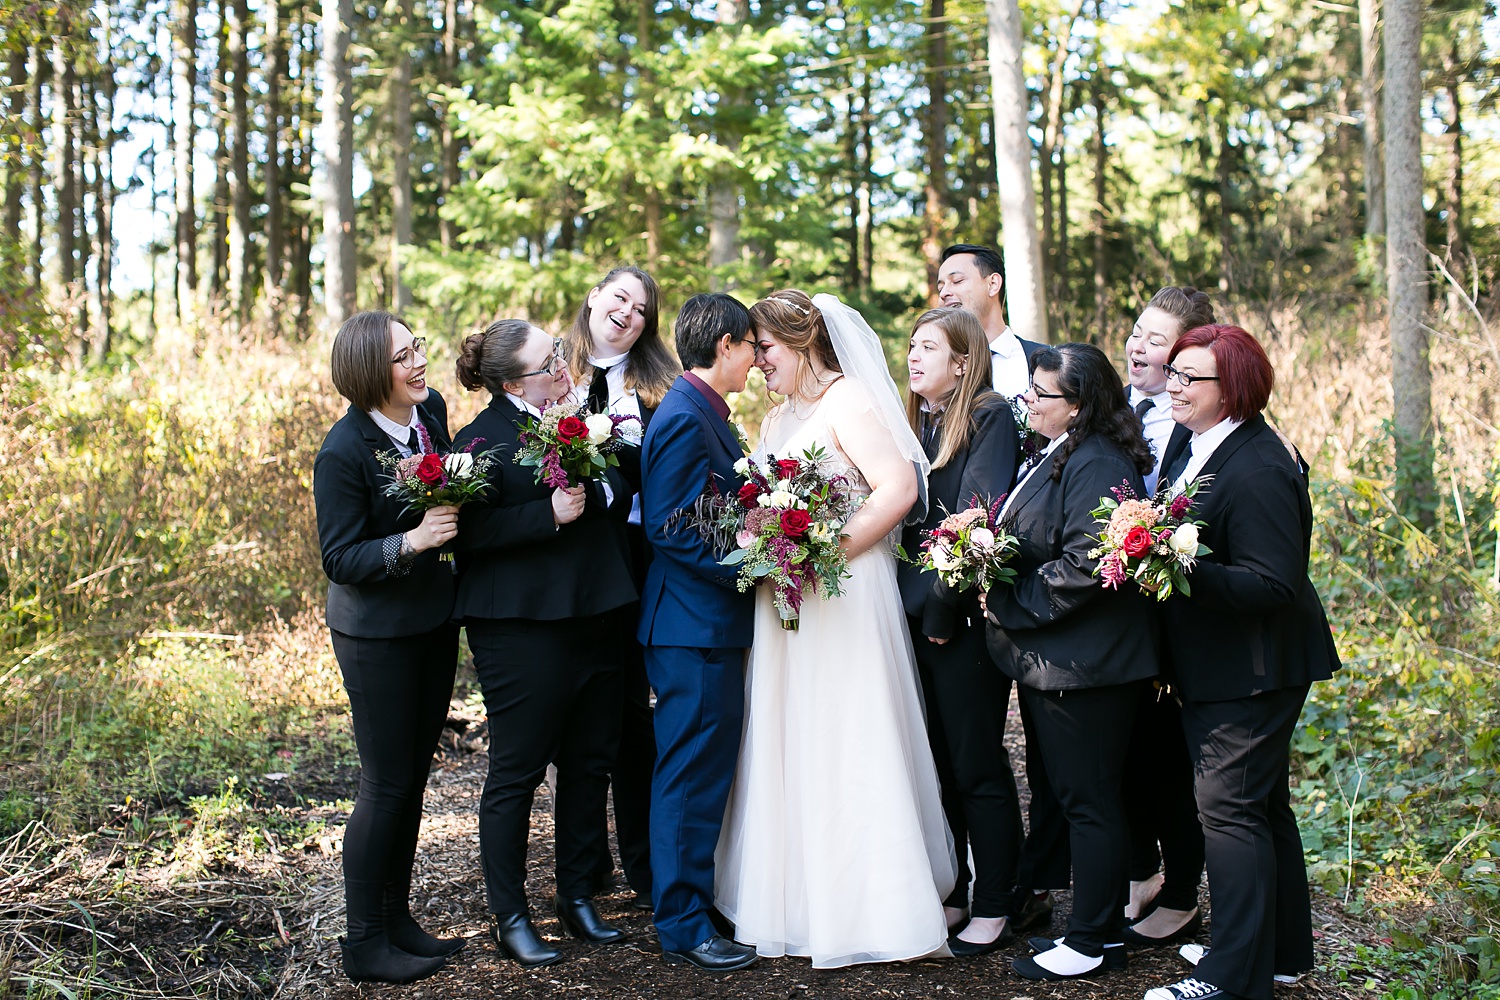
[452,320,637,969]
[1143,325,1338,1000]
[313,311,463,984]
[983,343,1160,981]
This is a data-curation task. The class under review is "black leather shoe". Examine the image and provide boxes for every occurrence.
[630,893,655,912]
[1028,936,1128,970]
[340,934,447,983]
[1122,908,1203,947]
[1013,951,1115,981]
[1010,889,1054,932]
[662,934,758,972]
[949,917,1015,957]
[553,895,628,944]
[490,913,562,968]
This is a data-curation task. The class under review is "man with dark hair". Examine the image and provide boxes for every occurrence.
[637,292,760,973]
[938,243,1042,399]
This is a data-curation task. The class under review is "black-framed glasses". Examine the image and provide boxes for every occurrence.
[1027,381,1067,400]
[391,337,427,369]
[1162,363,1220,387]
[518,339,566,378]
[752,340,774,360]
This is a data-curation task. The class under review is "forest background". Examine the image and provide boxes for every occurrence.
[0,0,1498,996]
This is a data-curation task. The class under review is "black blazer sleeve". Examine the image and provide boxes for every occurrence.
[1189,463,1308,615]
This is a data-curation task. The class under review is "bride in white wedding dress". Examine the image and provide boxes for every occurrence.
[713,291,957,968]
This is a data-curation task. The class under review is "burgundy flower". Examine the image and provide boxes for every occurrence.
[779,508,812,540]
[1169,493,1193,519]
[414,453,445,486]
[557,415,588,443]
[738,482,764,507]
[1122,525,1153,558]
[775,458,801,479]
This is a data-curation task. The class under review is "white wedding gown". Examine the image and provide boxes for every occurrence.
[714,380,957,968]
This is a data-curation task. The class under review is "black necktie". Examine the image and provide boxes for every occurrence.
[920,411,940,452]
[1135,397,1155,423]
[1162,443,1191,488]
[406,427,421,455]
[587,364,611,414]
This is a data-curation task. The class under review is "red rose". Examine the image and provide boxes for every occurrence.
[738,482,763,507]
[557,415,588,442]
[414,453,445,485]
[780,509,812,540]
[775,458,801,479]
[1122,525,1153,558]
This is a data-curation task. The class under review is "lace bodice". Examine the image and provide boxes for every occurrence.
[756,380,872,498]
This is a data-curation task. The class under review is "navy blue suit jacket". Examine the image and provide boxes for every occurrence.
[637,376,755,649]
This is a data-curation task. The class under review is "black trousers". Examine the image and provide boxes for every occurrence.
[468,614,623,917]
[600,624,655,896]
[1123,683,1206,911]
[910,614,1024,917]
[1021,680,1143,955]
[331,623,459,943]
[1013,684,1073,900]
[1182,685,1315,1000]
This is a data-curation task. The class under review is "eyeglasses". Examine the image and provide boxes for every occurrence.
[391,337,427,369]
[1027,381,1068,400]
[752,341,773,360]
[517,339,567,379]
[1162,363,1220,387]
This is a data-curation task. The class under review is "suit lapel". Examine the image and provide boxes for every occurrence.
[672,379,740,457]
[1195,416,1263,483]
[1004,448,1058,522]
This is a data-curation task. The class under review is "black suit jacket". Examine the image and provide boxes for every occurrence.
[314,391,456,639]
[897,392,1020,639]
[452,395,637,622]
[984,433,1161,691]
[1160,415,1340,702]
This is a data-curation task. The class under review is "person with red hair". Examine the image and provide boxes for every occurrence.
[1144,325,1340,1000]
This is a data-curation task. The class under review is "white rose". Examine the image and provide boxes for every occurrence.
[733,457,751,475]
[809,521,836,544]
[442,452,474,478]
[776,478,792,493]
[968,527,995,551]
[1169,523,1200,557]
[766,489,798,510]
[585,413,615,446]
[931,546,959,572]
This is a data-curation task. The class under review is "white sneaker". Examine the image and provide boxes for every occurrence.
[1178,943,1208,966]
[1144,978,1228,1000]
[1274,972,1306,986]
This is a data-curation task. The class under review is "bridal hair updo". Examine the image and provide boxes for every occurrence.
[1030,342,1154,482]
[749,290,842,401]
[456,318,539,395]
[1145,285,1216,336]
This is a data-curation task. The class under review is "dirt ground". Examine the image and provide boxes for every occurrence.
[4,695,1385,999]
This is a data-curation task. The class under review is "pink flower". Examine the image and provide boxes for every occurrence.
[1099,554,1127,589]
[1169,493,1193,519]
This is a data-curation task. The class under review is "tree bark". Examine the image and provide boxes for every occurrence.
[210,8,229,306]
[263,0,284,331]
[438,0,461,252]
[321,0,357,328]
[636,0,661,262]
[1092,65,1107,344]
[1440,39,1466,301]
[391,0,414,312]
[173,0,198,320]
[1359,0,1384,243]
[228,0,252,321]
[843,65,861,291]
[1383,0,1433,527]
[1039,0,1084,304]
[3,46,24,246]
[706,0,749,287]
[52,27,76,294]
[27,38,44,287]
[91,56,115,364]
[858,51,873,295]
[985,0,1048,342]
[921,0,948,305]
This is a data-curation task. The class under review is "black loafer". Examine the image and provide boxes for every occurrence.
[553,895,628,944]
[1010,889,1054,932]
[490,913,562,968]
[662,933,758,972]
[1028,936,1129,970]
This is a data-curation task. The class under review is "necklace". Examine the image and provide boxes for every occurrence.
[786,374,842,418]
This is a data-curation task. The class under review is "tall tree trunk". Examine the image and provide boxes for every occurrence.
[1383,0,1433,527]
[438,0,461,251]
[843,72,861,291]
[985,0,1048,342]
[173,0,198,320]
[91,57,115,364]
[706,0,748,286]
[921,0,948,305]
[228,0,251,321]
[858,52,873,295]
[3,46,24,246]
[263,0,284,331]
[1359,0,1384,244]
[1091,66,1107,343]
[321,0,357,328]
[636,0,661,262]
[1440,41,1465,305]
[390,0,414,312]
[52,27,77,301]
[27,38,44,287]
[1039,0,1083,308]
[210,9,229,306]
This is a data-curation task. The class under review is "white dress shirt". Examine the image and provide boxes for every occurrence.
[1168,416,1245,495]
[586,351,641,523]
[989,329,1031,401]
[367,406,423,457]
[1129,386,1176,496]
[999,431,1068,521]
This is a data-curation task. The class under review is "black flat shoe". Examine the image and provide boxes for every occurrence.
[490,913,562,968]
[553,894,628,944]
[1010,889,1054,932]
[1013,951,1111,981]
[949,917,1014,957]
[1028,936,1129,970]
[340,934,447,984]
[1122,908,1203,947]
[663,933,758,972]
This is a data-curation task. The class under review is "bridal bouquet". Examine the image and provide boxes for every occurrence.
[908,496,1019,593]
[513,402,641,488]
[679,445,863,631]
[376,441,499,514]
[1088,478,1212,600]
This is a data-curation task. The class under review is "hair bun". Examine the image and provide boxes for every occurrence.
[456,332,487,391]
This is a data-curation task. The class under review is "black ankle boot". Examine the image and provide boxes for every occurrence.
[385,911,466,958]
[491,913,562,968]
[553,894,627,944]
[340,933,446,984]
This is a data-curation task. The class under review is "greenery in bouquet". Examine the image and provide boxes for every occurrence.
[1088,477,1213,600]
[908,495,1019,593]
[514,401,641,488]
[377,441,500,514]
[1007,394,1046,469]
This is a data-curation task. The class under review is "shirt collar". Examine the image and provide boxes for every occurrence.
[1129,386,1173,408]
[1041,430,1068,457]
[589,351,629,369]
[681,371,731,420]
[989,328,1019,358]
[367,405,418,441]
[1190,415,1244,455]
[505,392,544,419]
